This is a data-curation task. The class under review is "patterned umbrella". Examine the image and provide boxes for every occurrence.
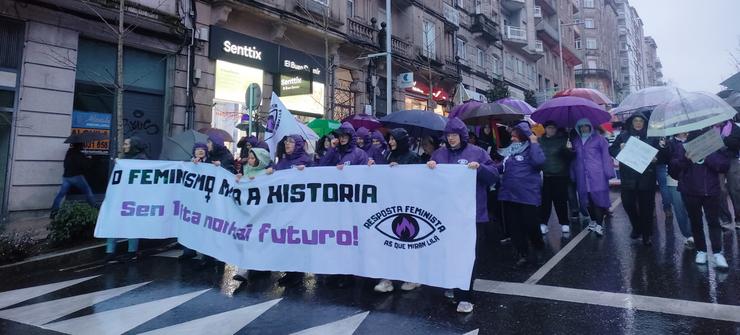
[554,88,613,105]
[341,114,382,131]
[495,98,536,115]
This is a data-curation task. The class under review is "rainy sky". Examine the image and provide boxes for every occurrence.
[630,0,740,93]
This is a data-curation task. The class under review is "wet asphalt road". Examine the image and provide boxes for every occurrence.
[1,192,739,334]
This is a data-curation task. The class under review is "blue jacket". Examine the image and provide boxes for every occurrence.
[431,118,499,223]
[497,122,546,206]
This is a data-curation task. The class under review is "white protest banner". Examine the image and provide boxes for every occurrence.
[264,92,317,160]
[615,136,658,173]
[683,129,725,163]
[95,160,477,289]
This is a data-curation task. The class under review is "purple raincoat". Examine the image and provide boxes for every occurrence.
[319,122,369,166]
[274,135,314,170]
[497,122,546,206]
[357,127,387,164]
[431,117,499,223]
[570,120,615,210]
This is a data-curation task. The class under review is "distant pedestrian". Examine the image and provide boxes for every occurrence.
[50,142,96,218]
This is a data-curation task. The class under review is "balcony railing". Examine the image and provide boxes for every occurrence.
[347,18,375,44]
[443,3,460,27]
[470,13,500,42]
[505,26,527,42]
[502,0,526,11]
[575,68,611,79]
[536,20,559,43]
[392,36,411,58]
[533,6,542,18]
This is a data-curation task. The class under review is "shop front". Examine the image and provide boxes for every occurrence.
[208,26,325,151]
[403,81,450,116]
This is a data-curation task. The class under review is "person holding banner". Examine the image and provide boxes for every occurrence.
[498,122,546,267]
[427,117,499,314]
[274,135,314,170]
[609,112,667,246]
[670,130,730,269]
[232,147,273,282]
[319,122,369,168]
[571,118,615,237]
[179,142,211,261]
[206,134,236,174]
[105,137,147,262]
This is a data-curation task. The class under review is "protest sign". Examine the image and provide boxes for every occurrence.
[683,129,725,163]
[95,160,477,289]
[616,136,658,173]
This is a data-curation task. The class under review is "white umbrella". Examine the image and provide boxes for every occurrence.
[647,91,738,137]
[616,86,688,115]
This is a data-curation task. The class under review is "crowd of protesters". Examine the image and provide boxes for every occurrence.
[52,107,739,314]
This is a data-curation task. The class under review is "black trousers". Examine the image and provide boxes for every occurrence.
[455,222,490,301]
[621,189,655,239]
[683,194,723,253]
[504,201,545,257]
[541,176,570,226]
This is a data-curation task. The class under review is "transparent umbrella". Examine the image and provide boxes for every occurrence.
[615,86,688,116]
[647,91,738,137]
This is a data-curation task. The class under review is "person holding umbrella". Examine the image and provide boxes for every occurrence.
[426,117,498,313]
[539,121,574,235]
[670,130,730,269]
[498,121,546,267]
[609,112,666,246]
[571,118,614,236]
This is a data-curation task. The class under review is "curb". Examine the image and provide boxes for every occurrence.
[0,238,176,276]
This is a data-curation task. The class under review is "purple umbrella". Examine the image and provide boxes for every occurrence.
[495,98,536,115]
[448,101,484,119]
[341,114,382,131]
[531,96,609,128]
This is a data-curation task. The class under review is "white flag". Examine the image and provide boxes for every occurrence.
[264,92,318,160]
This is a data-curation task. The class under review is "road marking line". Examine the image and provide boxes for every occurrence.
[474,279,740,323]
[525,197,621,285]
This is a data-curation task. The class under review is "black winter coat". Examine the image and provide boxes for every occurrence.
[608,113,668,191]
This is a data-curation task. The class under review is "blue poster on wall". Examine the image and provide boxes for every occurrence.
[72,111,111,129]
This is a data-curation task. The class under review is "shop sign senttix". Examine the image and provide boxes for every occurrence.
[209,26,279,73]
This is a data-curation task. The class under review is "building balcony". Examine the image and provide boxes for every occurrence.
[536,20,559,45]
[535,40,544,53]
[656,58,662,68]
[575,68,611,79]
[470,13,500,42]
[503,25,528,47]
[346,18,375,45]
[443,2,460,30]
[535,0,557,16]
[392,36,411,58]
[502,0,526,12]
[294,0,343,27]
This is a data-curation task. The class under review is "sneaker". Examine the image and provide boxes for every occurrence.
[540,224,549,235]
[695,251,708,265]
[714,253,729,269]
[721,220,734,230]
[587,223,604,236]
[500,237,512,245]
[444,289,455,299]
[456,301,474,313]
[561,225,571,234]
[374,279,394,293]
[400,282,421,291]
[515,257,528,268]
[684,237,695,250]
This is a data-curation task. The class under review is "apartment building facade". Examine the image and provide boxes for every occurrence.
[643,36,664,87]
[615,0,647,99]
[574,0,619,101]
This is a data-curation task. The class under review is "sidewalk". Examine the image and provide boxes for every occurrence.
[2,215,50,239]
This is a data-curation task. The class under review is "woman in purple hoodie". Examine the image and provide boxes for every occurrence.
[274,135,314,171]
[319,122,369,168]
[670,130,730,269]
[498,122,546,268]
[427,117,499,314]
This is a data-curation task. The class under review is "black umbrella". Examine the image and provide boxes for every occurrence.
[64,131,107,144]
[460,102,524,125]
[380,110,448,138]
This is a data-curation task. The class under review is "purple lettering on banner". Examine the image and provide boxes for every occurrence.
[272,228,286,243]
[301,230,318,245]
[287,226,301,244]
[336,230,351,245]
[319,230,335,244]
[121,201,135,216]
[258,224,271,242]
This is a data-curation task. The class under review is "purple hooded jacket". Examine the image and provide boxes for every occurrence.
[319,122,369,166]
[431,117,499,223]
[356,128,387,164]
[669,132,730,197]
[497,122,546,206]
[570,119,615,210]
[275,135,314,170]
